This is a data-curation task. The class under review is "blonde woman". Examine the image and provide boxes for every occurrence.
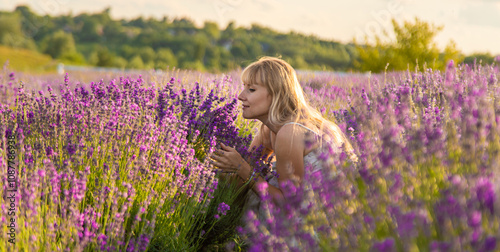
[210,56,355,207]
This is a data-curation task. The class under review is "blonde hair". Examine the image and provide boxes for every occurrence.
[241,56,355,156]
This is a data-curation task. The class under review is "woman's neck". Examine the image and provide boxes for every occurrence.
[262,121,281,134]
[261,118,301,135]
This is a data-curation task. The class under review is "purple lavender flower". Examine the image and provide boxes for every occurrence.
[217,202,230,216]
[475,178,495,213]
[483,236,496,252]
[372,238,395,252]
[430,241,451,252]
[468,211,482,228]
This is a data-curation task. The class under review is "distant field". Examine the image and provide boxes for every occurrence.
[0,45,57,73]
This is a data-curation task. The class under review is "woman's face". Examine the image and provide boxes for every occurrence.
[238,81,272,121]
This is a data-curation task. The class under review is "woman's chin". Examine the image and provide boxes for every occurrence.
[242,114,255,120]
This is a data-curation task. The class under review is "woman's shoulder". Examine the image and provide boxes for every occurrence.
[275,122,310,142]
[281,121,320,135]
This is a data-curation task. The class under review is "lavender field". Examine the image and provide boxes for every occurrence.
[1,61,500,251]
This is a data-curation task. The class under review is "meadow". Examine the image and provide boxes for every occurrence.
[1,60,499,251]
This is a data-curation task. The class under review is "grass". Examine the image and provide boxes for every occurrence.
[0,45,57,73]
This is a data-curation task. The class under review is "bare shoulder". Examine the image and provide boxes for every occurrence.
[274,124,306,151]
[276,123,308,138]
[273,124,306,182]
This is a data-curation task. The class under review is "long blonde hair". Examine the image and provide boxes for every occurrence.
[241,56,355,155]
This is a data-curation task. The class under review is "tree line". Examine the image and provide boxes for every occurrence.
[0,5,497,73]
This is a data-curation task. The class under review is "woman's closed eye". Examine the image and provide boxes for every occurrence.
[249,89,256,92]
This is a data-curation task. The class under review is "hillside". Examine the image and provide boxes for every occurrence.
[0,45,56,73]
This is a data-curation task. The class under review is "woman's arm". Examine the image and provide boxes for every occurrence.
[211,125,306,205]
[237,124,305,206]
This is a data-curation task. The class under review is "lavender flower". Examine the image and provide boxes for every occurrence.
[217,202,230,216]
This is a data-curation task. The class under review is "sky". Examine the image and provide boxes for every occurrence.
[1,0,500,55]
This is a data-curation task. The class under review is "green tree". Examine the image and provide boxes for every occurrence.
[138,46,155,65]
[355,17,462,72]
[438,40,463,69]
[95,46,114,67]
[230,41,248,59]
[203,21,220,41]
[127,55,144,69]
[60,51,86,65]
[119,45,138,60]
[15,5,48,42]
[193,34,208,62]
[112,56,128,69]
[463,52,495,66]
[205,46,221,71]
[42,30,77,59]
[0,13,37,50]
[221,21,236,40]
[290,55,308,69]
[79,18,101,42]
[103,21,126,44]
[391,17,445,70]
[155,48,178,69]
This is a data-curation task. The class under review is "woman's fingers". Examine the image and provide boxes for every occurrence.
[209,159,237,171]
[217,169,239,173]
[210,148,225,159]
[213,148,229,156]
[210,154,221,161]
[210,152,229,166]
[210,145,241,172]
[209,159,224,168]
[220,143,233,151]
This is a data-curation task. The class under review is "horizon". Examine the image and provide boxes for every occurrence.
[1,0,500,55]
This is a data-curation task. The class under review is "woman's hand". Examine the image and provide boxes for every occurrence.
[209,143,245,173]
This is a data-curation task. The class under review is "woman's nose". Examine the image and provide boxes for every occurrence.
[238,90,245,101]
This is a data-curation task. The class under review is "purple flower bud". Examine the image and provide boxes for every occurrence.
[468,211,482,228]
[447,60,454,69]
[475,178,495,213]
[38,169,46,178]
[372,238,395,252]
[217,202,230,216]
[430,241,451,251]
[484,236,496,251]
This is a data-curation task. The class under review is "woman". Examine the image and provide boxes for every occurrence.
[209,56,355,208]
